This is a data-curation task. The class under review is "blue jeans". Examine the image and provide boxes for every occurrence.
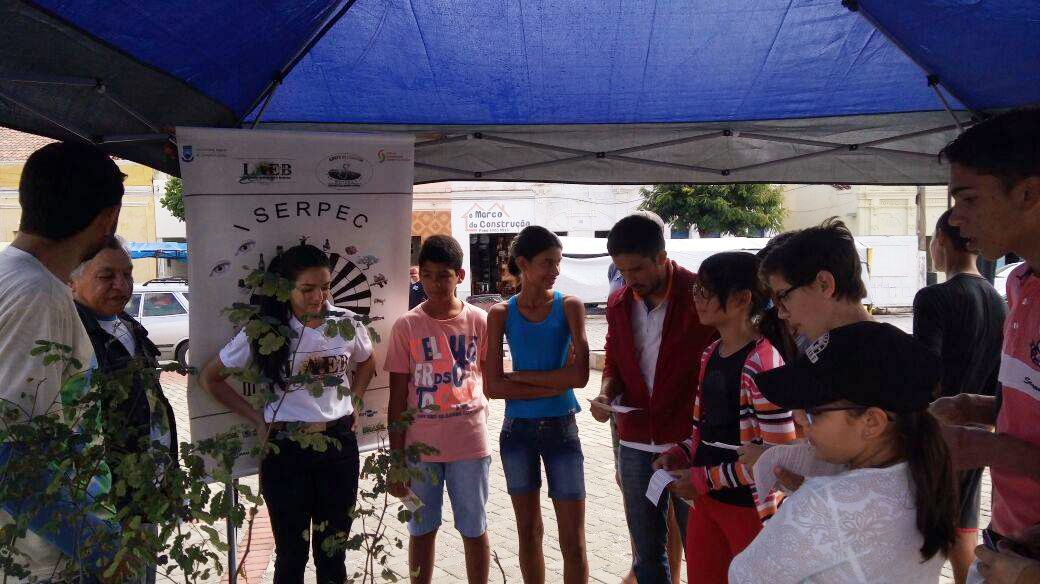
[500,415,585,500]
[407,456,491,538]
[618,445,689,584]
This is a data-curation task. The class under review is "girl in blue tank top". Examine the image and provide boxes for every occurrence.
[485,225,591,584]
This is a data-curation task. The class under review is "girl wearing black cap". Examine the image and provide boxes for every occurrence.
[728,321,957,583]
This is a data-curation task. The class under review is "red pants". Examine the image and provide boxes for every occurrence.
[685,495,762,584]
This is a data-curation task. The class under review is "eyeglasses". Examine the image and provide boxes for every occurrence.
[692,283,713,301]
[801,405,868,425]
[773,282,807,311]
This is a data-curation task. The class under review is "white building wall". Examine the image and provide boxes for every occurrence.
[781,184,861,232]
[153,173,187,240]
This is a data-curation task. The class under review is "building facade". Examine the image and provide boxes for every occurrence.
[781,183,951,238]
[412,181,644,297]
[1,128,177,282]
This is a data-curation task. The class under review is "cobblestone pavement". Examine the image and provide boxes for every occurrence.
[161,310,980,584]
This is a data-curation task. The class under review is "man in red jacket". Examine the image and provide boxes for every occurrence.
[591,212,716,584]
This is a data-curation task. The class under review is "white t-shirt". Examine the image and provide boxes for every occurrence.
[0,246,95,581]
[219,305,373,423]
[97,315,137,356]
[729,462,945,584]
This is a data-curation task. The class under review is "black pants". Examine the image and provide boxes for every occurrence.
[260,421,360,584]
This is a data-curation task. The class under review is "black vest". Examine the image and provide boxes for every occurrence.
[75,303,179,478]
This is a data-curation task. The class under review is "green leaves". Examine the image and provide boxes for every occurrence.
[639,183,787,237]
[257,332,285,355]
[159,176,185,222]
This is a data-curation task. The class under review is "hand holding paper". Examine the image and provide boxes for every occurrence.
[752,441,845,497]
[399,488,424,513]
[645,468,677,505]
[587,397,642,414]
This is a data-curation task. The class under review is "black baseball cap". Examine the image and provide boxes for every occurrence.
[756,321,940,413]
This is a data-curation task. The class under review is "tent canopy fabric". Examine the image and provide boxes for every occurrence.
[127,242,188,261]
[1,0,1038,184]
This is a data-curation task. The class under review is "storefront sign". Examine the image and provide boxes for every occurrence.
[454,200,535,234]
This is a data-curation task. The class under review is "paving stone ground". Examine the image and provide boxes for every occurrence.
[160,312,983,584]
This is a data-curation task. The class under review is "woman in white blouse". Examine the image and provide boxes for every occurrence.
[201,243,376,584]
[729,321,957,583]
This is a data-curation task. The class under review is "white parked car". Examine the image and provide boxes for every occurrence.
[993,261,1025,302]
[125,279,190,364]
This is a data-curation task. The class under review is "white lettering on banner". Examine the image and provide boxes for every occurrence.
[179,127,414,479]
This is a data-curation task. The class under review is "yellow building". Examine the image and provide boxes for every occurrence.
[0,128,164,281]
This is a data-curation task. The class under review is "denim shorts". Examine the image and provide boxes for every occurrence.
[407,456,491,538]
[499,414,585,500]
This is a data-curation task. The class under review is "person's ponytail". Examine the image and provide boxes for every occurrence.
[894,410,958,561]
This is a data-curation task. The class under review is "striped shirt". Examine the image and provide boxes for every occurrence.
[668,336,797,518]
[992,263,1040,535]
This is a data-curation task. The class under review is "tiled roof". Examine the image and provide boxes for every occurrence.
[0,127,56,161]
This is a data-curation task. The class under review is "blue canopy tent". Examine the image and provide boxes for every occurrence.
[126,242,188,261]
[0,1,1038,184]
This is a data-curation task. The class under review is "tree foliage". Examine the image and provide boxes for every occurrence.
[160,177,185,222]
[639,183,786,237]
[0,261,432,583]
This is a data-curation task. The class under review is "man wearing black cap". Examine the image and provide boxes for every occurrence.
[729,321,957,583]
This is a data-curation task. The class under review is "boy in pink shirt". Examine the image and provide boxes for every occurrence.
[932,109,1040,582]
[385,235,491,584]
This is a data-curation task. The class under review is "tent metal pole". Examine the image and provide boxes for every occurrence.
[474,131,727,175]
[95,83,160,133]
[99,133,171,144]
[5,73,164,134]
[927,77,964,133]
[729,123,962,174]
[844,1,979,117]
[599,131,727,155]
[240,0,360,127]
[479,131,725,158]
[0,73,96,86]
[605,154,724,175]
[862,122,965,147]
[480,154,599,177]
[415,134,469,149]
[415,162,473,176]
[729,143,877,174]
[0,89,93,143]
[740,131,947,158]
[477,134,592,156]
[249,88,279,130]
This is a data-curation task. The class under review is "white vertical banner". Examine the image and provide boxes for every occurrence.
[178,127,414,478]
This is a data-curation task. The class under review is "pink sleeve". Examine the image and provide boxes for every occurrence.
[383,318,413,374]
